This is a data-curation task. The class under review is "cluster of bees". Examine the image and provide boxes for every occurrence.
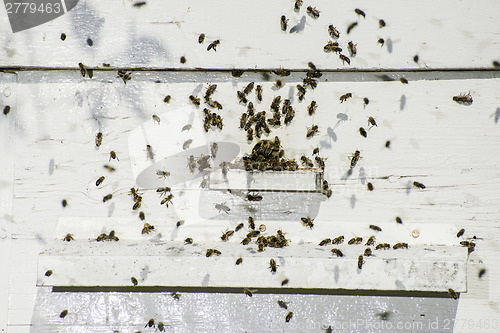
[242,137,298,172]
[96,230,119,242]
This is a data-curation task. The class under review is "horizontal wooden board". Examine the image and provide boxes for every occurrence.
[0,0,499,69]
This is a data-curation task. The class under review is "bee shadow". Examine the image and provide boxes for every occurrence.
[493,107,500,124]
[341,168,353,180]
[400,95,406,110]
[406,180,413,195]
[48,159,55,176]
[350,194,356,209]
[359,167,367,184]
[289,16,306,33]
[327,127,337,142]
[107,202,115,217]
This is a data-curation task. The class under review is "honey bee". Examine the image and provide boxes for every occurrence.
[350,150,361,169]
[247,128,254,141]
[150,114,161,125]
[107,230,119,242]
[355,8,366,18]
[160,194,174,207]
[189,95,200,106]
[242,82,254,95]
[138,211,145,220]
[331,248,344,257]
[395,216,402,224]
[460,241,475,250]
[364,248,373,256]
[332,236,344,245]
[307,101,318,115]
[207,40,220,51]
[62,199,68,207]
[204,84,217,99]
[244,288,255,297]
[95,132,103,147]
[363,97,369,106]
[232,69,244,77]
[479,268,486,278]
[274,67,291,77]
[256,85,263,101]
[206,248,221,257]
[365,236,376,246]
[400,78,408,84]
[367,116,377,128]
[457,228,465,237]
[328,25,340,38]
[378,38,385,46]
[348,41,357,56]
[141,223,155,234]
[369,225,381,232]
[413,181,426,189]
[198,33,205,44]
[385,140,391,148]
[3,105,10,115]
[145,319,155,328]
[215,202,230,214]
[180,56,187,64]
[206,99,223,110]
[285,312,294,322]
[359,127,367,138]
[315,156,326,169]
[301,216,314,228]
[347,22,358,34]
[237,91,248,104]
[339,54,351,65]
[318,238,331,246]
[182,139,193,150]
[281,15,288,31]
[158,322,166,332]
[247,230,260,238]
[117,70,132,84]
[278,300,289,309]
[453,93,473,105]
[307,6,320,18]
[247,193,263,201]
[375,243,390,250]
[339,93,352,103]
[187,155,196,173]
[241,237,251,245]
[163,95,171,103]
[131,277,138,286]
[63,233,74,242]
[221,229,235,241]
[269,259,278,273]
[296,84,306,101]
[312,147,320,155]
[275,80,283,89]
[157,169,170,179]
[357,255,364,269]
[78,62,87,77]
[146,144,155,160]
[448,288,458,300]
[393,242,409,249]
[294,0,302,10]
[379,19,386,28]
[184,237,193,244]
[231,223,243,233]
[96,233,108,242]
[306,125,319,138]
[60,310,68,318]
[348,237,363,245]
[281,278,289,286]
[108,151,118,161]
[323,41,341,53]
[103,194,113,202]
[414,55,419,63]
[156,186,171,197]
[248,216,255,230]
[300,155,313,168]
[239,113,248,129]
[45,270,53,276]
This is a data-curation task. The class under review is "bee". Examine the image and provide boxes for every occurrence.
[103,194,112,202]
[156,170,170,179]
[318,238,331,246]
[413,181,426,189]
[350,150,361,169]
[146,144,155,160]
[369,225,381,232]
[285,312,294,323]
[348,41,357,56]
[108,151,119,161]
[256,85,263,101]
[478,268,486,278]
[307,101,317,115]
[189,95,200,106]
[278,300,289,309]
[312,147,320,155]
[237,91,248,104]
[379,19,386,28]
[357,255,364,269]
[307,6,320,18]
[78,62,87,77]
[348,237,363,245]
[301,216,314,228]
[247,128,254,141]
[385,140,391,148]
[414,55,419,63]
[221,229,235,241]
[248,216,255,230]
[274,67,291,77]
[275,80,283,89]
[45,270,53,277]
[365,236,376,246]
[60,310,68,318]
[393,242,409,249]
[300,156,313,168]
[280,15,288,31]
[158,322,166,332]
[232,69,244,77]
[244,288,255,297]
[3,105,10,115]
[296,84,306,101]
[131,277,138,286]
[378,38,385,46]
[457,228,465,237]
[198,33,205,44]
[160,194,174,207]
[315,156,326,169]
[339,54,351,65]
[182,139,193,150]
[163,95,171,103]
[448,288,458,300]
[269,259,278,273]
[205,249,215,257]
[138,211,145,220]
[400,78,408,84]
[95,132,103,147]
[332,236,344,245]
[243,82,254,95]
[241,237,251,245]
[205,84,217,99]
[96,233,108,242]
[234,223,244,232]
[395,216,403,224]
[375,243,391,250]
[452,93,473,105]
[328,25,340,38]
[355,8,366,18]
[215,202,230,214]
[339,93,352,103]
[359,127,367,138]
[180,56,187,64]
[331,248,344,257]
[129,187,142,201]
[117,70,132,84]
[367,116,377,128]
[62,199,68,208]
[460,241,475,250]
[239,113,248,129]
[323,41,341,53]
[145,318,155,328]
[141,223,155,234]
[347,22,358,34]
[184,237,193,244]
[151,114,161,124]
[206,99,223,110]
[363,97,369,106]
[247,230,260,238]
[306,125,319,138]
[247,193,263,201]
[107,230,119,242]
[364,248,372,256]
[207,40,220,51]
[63,233,74,242]
[294,0,302,10]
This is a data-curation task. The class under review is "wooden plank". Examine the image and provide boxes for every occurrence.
[0,0,499,69]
